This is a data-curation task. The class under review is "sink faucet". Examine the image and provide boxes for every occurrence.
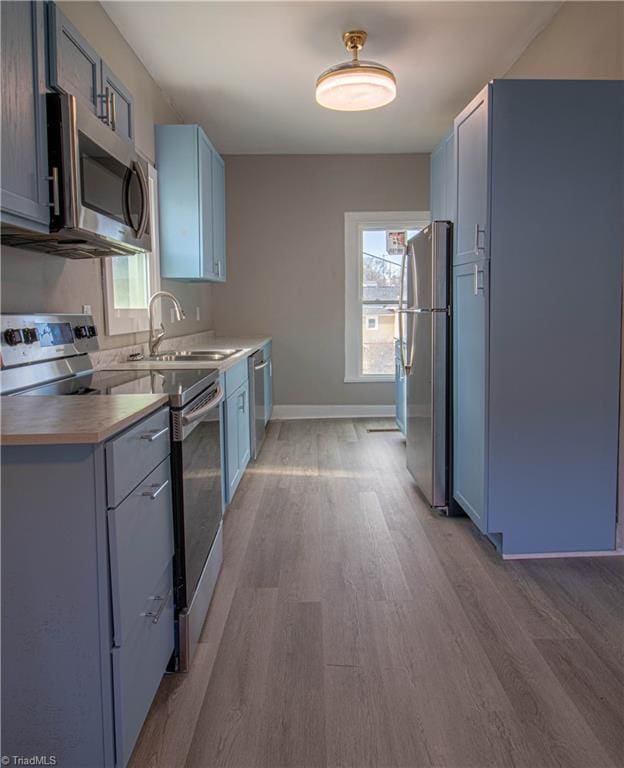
[148,290,186,356]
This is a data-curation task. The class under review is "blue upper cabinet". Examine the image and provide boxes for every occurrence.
[430,131,454,223]
[452,80,622,556]
[101,62,134,145]
[156,124,226,282]
[47,3,134,144]
[0,1,50,230]
[453,84,489,265]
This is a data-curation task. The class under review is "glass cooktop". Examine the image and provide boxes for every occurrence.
[18,367,219,408]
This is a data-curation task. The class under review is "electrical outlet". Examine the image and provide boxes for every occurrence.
[195,306,200,321]
[82,304,92,315]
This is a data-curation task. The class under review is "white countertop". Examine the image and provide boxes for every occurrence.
[100,335,271,373]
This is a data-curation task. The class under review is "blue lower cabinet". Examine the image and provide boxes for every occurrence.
[224,374,251,504]
[394,339,406,434]
[0,407,173,767]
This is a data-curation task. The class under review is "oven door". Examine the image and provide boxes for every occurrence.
[50,93,151,255]
[171,382,225,613]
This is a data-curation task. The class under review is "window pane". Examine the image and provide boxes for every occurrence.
[111,253,149,310]
[361,229,421,303]
[362,303,395,376]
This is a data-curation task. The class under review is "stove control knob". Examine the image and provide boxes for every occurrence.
[74,325,89,339]
[22,328,38,345]
[3,328,23,346]
[87,325,98,338]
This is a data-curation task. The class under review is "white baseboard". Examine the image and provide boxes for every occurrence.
[502,548,624,560]
[272,405,395,420]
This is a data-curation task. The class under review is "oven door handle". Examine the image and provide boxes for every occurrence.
[181,385,225,426]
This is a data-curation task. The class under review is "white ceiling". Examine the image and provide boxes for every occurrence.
[102,1,560,154]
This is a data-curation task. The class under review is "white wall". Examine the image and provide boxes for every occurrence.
[212,154,429,406]
[0,1,213,350]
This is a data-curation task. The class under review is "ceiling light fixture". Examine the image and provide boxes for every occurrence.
[316,30,397,112]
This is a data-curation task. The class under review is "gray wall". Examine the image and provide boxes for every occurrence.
[503,1,623,79]
[212,154,429,406]
[0,1,213,350]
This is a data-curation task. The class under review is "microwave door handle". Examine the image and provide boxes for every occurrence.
[136,161,150,239]
[121,166,134,230]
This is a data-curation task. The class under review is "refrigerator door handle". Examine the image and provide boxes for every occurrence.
[398,245,410,374]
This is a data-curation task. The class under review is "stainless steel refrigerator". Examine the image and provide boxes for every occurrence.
[398,221,452,511]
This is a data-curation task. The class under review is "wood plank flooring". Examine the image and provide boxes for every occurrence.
[130,418,624,768]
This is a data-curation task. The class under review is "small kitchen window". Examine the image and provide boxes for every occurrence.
[344,211,430,382]
[102,163,161,335]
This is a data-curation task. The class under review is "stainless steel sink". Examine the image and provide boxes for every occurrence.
[148,349,242,362]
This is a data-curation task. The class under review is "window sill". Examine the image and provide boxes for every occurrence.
[344,375,395,384]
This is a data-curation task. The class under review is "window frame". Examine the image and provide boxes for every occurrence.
[344,211,430,383]
[101,163,161,335]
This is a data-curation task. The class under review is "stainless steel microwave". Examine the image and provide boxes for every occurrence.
[1,93,151,258]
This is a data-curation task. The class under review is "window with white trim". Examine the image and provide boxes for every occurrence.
[102,164,161,335]
[344,211,430,382]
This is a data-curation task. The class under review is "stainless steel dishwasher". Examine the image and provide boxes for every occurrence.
[248,348,270,459]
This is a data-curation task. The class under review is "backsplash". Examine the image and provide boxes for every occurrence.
[0,245,214,350]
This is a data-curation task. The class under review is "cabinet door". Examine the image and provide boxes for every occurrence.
[101,62,134,144]
[212,151,226,281]
[263,357,273,425]
[47,4,101,116]
[452,260,488,531]
[1,1,50,228]
[454,84,489,265]
[225,392,241,503]
[237,380,251,473]
[198,131,216,280]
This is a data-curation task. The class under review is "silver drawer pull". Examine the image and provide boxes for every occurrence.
[140,426,169,442]
[141,588,171,624]
[142,479,169,500]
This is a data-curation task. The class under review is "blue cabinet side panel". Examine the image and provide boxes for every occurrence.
[155,124,201,279]
[212,152,226,281]
[488,80,622,554]
[1,444,114,766]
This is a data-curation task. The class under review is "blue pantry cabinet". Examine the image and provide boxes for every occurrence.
[155,124,226,281]
[47,3,135,144]
[452,80,623,556]
[0,1,50,230]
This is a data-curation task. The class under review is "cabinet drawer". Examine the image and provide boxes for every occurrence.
[106,407,170,508]
[224,358,248,398]
[112,563,174,768]
[108,458,174,646]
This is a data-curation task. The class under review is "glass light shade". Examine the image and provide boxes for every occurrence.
[316,62,397,111]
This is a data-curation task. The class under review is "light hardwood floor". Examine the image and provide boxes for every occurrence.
[130,418,624,768]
